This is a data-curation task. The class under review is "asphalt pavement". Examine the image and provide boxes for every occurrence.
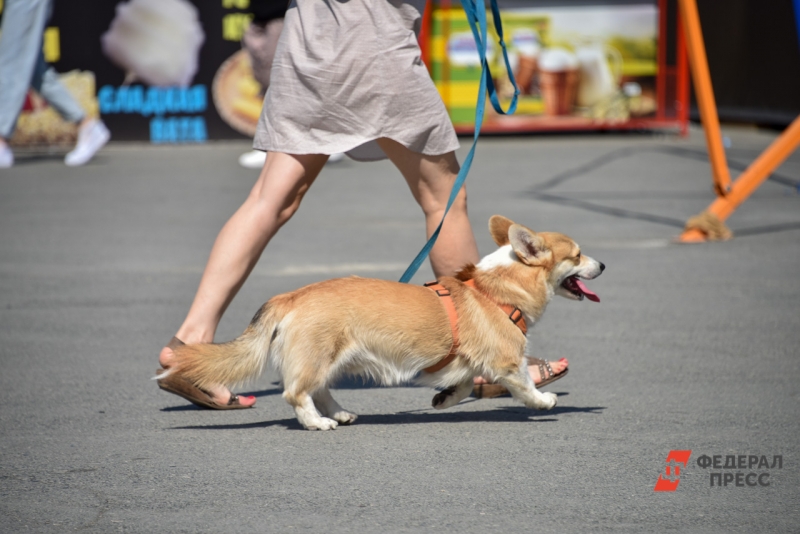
[1,125,799,533]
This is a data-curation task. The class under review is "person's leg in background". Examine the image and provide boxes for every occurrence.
[159,151,329,406]
[29,52,110,166]
[0,0,109,167]
[0,0,51,168]
[377,137,569,385]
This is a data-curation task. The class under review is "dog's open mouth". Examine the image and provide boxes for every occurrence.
[561,275,600,302]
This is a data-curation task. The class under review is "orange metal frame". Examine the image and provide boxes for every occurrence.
[677,0,800,242]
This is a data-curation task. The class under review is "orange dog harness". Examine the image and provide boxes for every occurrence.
[422,279,527,373]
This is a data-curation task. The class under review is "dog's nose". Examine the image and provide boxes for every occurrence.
[599,262,605,272]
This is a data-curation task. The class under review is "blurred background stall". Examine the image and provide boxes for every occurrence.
[1,0,798,153]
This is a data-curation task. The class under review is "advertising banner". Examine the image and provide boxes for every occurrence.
[430,1,667,132]
[3,0,263,149]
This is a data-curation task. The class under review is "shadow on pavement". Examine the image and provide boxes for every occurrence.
[161,389,573,412]
[167,404,604,431]
[525,145,800,234]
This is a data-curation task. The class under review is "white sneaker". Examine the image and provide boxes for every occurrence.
[327,152,345,164]
[0,143,13,168]
[65,120,110,166]
[238,150,267,169]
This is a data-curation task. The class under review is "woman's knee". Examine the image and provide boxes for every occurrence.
[247,153,322,227]
[447,186,470,219]
[275,182,311,226]
[250,184,310,228]
[419,183,469,218]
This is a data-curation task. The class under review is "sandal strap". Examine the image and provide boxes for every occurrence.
[538,359,555,380]
[166,336,185,350]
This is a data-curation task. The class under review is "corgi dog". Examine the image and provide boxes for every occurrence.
[158,215,604,430]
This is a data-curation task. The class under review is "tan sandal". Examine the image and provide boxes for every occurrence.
[156,337,253,410]
[472,357,568,399]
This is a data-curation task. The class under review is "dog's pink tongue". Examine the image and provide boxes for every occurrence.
[576,280,600,302]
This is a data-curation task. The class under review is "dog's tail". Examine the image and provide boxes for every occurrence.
[155,302,280,390]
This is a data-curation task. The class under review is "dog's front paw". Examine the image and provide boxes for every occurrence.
[304,417,339,431]
[540,391,557,410]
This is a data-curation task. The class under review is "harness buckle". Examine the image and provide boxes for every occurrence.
[424,280,451,297]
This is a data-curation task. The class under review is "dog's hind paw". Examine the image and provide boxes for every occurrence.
[431,386,457,409]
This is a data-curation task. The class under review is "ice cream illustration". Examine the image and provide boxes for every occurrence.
[101,0,205,87]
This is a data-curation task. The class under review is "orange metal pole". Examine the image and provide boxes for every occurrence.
[678,0,732,196]
[676,6,690,136]
[656,0,667,122]
[420,0,432,70]
[680,114,800,241]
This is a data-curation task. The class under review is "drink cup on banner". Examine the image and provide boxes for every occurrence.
[511,28,541,95]
[538,48,580,116]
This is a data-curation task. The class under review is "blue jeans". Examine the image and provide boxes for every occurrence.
[0,0,85,138]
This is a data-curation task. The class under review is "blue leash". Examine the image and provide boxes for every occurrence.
[398,0,519,283]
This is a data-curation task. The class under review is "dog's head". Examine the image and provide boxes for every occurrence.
[487,215,604,302]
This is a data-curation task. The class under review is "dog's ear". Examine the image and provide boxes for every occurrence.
[508,224,552,266]
[489,215,515,246]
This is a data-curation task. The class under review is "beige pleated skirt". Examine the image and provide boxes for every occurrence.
[253,0,460,162]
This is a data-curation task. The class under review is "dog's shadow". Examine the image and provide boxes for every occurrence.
[168,402,604,431]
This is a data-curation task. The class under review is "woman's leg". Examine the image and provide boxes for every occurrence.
[376,138,479,277]
[159,151,329,404]
[377,138,567,384]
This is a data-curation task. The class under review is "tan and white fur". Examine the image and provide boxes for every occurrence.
[157,216,604,430]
